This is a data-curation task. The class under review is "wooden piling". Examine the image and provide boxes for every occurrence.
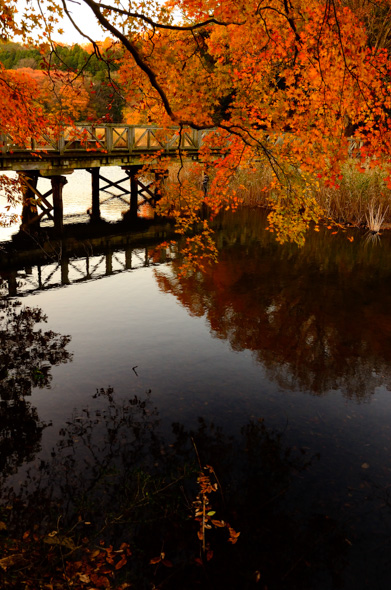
[90,167,101,221]
[8,270,17,297]
[20,171,39,230]
[125,246,132,269]
[106,250,113,275]
[51,175,68,233]
[61,256,70,285]
[122,165,143,220]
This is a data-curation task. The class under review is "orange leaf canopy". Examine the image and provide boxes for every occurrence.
[115,0,391,242]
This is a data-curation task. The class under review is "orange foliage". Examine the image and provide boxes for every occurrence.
[114,0,391,246]
[82,38,116,53]
[14,67,91,122]
[0,67,47,146]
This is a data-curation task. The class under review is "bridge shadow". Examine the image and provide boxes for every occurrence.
[0,217,177,297]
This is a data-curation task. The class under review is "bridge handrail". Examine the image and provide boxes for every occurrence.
[0,125,209,155]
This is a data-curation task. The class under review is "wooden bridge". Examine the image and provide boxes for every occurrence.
[0,125,205,172]
[0,124,207,233]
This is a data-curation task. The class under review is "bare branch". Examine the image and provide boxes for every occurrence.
[94,3,244,30]
[80,0,177,122]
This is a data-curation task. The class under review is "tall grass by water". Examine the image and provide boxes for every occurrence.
[233,161,391,232]
[162,160,391,233]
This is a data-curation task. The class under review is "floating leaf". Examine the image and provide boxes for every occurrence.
[115,554,127,570]
[162,559,173,567]
[43,535,76,551]
[149,556,161,565]
[0,554,27,571]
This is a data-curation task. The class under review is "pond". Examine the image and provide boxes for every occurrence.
[1,194,391,589]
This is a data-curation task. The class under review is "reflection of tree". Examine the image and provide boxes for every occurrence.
[0,300,72,399]
[155,210,391,400]
[1,388,350,590]
[0,400,48,479]
[0,299,72,479]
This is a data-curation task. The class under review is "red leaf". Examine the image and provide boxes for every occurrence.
[162,559,173,567]
[115,555,127,570]
[149,556,161,565]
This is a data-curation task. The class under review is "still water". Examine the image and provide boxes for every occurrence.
[0,167,143,241]
[1,183,391,588]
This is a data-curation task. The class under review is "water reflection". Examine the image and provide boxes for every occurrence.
[1,211,391,588]
[155,210,391,400]
[0,222,174,296]
[0,300,72,398]
[0,399,50,483]
[1,387,350,590]
[0,300,72,479]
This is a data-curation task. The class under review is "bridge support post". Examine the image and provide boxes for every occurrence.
[20,171,40,231]
[125,246,132,269]
[90,167,101,222]
[51,175,68,233]
[122,165,143,220]
[37,265,42,289]
[106,250,113,275]
[8,270,17,297]
[61,256,70,285]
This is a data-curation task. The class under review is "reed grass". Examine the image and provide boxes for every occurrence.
[228,160,391,231]
[365,201,388,233]
[314,162,391,229]
[163,160,391,231]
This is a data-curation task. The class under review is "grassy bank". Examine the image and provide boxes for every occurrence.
[232,161,391,232]
[162,160,391,233]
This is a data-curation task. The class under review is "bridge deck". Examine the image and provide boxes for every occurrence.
[0,125,206,173]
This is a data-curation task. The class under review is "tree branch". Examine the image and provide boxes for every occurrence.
[80,0,177,122]
[95,3,244,30]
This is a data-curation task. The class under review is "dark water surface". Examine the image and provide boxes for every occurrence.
[1,209,391,589]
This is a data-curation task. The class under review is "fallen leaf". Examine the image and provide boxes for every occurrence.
[162,559,173,567]
[149,556,161,565]
[115,554,127,570]
[0,554,27,571]
[43,535,76,550]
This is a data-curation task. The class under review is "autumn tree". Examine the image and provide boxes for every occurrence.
[343,0,391,51]
[69,0,391,245]
[2,0,391,248]
[12,67,91,122]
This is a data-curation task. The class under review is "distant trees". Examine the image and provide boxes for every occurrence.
[0,42,41,69]
[0,39,124,123]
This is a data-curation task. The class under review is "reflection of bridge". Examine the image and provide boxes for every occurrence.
[0,220,176,297]
[0,125,206,234]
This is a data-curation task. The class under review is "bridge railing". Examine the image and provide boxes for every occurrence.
[0,125,207,155]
